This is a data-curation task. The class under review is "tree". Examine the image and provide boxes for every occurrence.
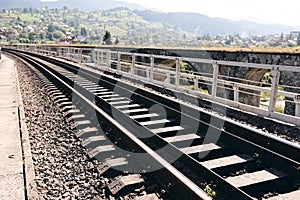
[103,31,112,45]
[115,36,120,45]
[39,32,45,40]
[81,27,87,36]
[280,32,284,41]
[29,32,35,41]
[48,24,54,32]
[23,8,29,13]
[47,33,53,41]
[297,33,300,46]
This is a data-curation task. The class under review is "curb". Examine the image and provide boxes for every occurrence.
[14,57,40,200]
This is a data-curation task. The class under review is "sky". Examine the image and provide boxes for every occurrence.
[118,0,300,26]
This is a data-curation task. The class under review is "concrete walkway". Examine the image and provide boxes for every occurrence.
[0,54,25,200]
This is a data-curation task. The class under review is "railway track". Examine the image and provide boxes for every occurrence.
[6,49,300,200]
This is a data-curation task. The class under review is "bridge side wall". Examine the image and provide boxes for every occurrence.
[169,49,300,115]
[48,45,300,115]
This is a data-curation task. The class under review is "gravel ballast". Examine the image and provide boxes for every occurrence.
[17,61,105,199]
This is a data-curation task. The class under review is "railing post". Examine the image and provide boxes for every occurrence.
[131,53,135,75]
[73,48,77,61]
[146,68,150,79]
[79,49,83,63]
[117,52,121,71]
[269,69,280,113]
[100,51,103,65]
[100,51,104,65]
[294,95,300,117]
[166,73,171,84]
[106,51,111,68]
[150,55,154,81]
[212,62,219,97]
[194,76,199,91]
[67,47,70,59]
[92,50,96,65]
[175,57,180,87]
[233,84,239,102]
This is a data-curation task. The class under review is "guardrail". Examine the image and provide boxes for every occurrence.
[8,45,300,125]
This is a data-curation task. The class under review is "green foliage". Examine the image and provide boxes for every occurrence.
[260,72,285,103]
[204,185,216,197]
[180,61,193,74]
[262,72,272,85]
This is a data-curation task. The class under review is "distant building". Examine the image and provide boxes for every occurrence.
[290,31,300,38]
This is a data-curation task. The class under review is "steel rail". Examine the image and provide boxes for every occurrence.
[6,50,213,200]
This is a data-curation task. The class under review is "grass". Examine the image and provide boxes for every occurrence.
[202,46,300,54]
[204,185,216,197]
[199,87,209,94]
[260,86,285,102]
[275,104,285,113]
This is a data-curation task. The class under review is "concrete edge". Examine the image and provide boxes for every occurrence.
[14,56,40,200]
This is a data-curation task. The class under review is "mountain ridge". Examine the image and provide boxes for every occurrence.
[0,0,146,10]
[133,10,293,35]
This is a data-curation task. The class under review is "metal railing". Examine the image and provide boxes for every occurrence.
[8,45,300,125]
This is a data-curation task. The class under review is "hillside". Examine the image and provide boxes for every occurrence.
[0,7,186,46]
[0,6,298,47]
[0,0,296,36]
